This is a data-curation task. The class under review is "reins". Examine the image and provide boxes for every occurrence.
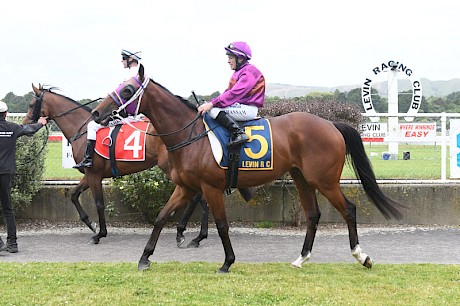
[49,98,101,121]
[110,112,209,151]
[33,89,101,143]
[108,80,210,151]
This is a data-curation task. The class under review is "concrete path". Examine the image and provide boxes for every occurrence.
[1,223,459,265]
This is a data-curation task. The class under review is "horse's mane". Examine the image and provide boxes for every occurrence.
[39,85,94,113]
[149,79,198,111]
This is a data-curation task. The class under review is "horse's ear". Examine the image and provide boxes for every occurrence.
[138,64,145,82]
[32,83,40,94]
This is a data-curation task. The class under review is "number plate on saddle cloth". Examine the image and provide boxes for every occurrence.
[203,113,273,170]
[94,120,150,161]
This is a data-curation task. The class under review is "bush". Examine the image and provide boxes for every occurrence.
[111,167,175,223]
[260,98,363,129]
[11,127,48,213]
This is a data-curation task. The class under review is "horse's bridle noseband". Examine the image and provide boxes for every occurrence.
[29,91,44,123]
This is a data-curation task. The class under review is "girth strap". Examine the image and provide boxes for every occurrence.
[225,146,241,193]
[109,125,123,177]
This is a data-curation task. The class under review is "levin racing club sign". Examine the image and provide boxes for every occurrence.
[360,122,436,143]
[360,60,425,142]
[361,60,422,122]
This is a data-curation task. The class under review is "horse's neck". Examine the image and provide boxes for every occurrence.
[142,86,201,147]
[51,108,91,143]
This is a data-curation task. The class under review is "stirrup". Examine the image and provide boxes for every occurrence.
[227,134,249,148]
[73,159,93,169]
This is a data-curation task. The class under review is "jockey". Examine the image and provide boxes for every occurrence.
[73,49,144,169]
[197,41,265,148]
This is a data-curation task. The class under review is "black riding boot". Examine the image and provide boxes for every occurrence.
[73,140,96,169]
[215,111,249,148]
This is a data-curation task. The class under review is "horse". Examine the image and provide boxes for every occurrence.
[24,84,252,246]
[92,77,404,273]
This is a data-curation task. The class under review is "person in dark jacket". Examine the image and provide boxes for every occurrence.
[0,100,47,253]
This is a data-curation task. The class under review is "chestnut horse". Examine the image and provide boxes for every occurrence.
[92,78,404,273]
[24,84,224,246]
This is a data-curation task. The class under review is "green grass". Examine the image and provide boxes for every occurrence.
[43,141,449,180]
[341,144,448,180]
[0,262,459,305]
[44,142,83,180]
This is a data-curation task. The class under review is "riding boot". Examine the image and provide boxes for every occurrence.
[73,140,96,169]
[215,111,249,148]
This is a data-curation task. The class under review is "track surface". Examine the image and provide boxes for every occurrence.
[1,223,459,265]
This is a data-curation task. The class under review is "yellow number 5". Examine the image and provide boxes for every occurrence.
[244,125,268,159]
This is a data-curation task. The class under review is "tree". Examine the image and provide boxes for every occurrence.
[398,90,413,113]
[344,87,386,113]
[2,92,30,113]
[333,89,346,102]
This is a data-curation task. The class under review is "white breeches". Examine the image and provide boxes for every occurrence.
[209,103,258,121]
[87,115,143,140]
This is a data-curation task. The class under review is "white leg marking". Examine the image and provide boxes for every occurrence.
[291,252,311,268]
[351,245,369,265]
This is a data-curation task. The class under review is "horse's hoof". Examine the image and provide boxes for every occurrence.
[88,237,99,245]
[90,222,97,233]
[138,260,151,271]
[187,240,200,248]
[363,256,373,269]
[176,237,185,248]
[217,268,228,274]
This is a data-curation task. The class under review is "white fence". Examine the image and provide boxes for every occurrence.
[361,112,460,182]
[9,112,460,182]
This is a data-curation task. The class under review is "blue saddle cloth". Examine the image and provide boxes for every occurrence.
[203,113,273,170]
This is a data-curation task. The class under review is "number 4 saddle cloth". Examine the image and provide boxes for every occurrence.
[94,120,150,161]
[203,113,273,170]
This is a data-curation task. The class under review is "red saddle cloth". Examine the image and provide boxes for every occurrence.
[94,120,150,161]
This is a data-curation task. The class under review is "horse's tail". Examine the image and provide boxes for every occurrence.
[238,188,254,202]
[333,122,404,220]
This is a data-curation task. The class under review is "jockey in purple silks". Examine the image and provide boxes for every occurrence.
[74,49,144,169]
[198,41,265,148]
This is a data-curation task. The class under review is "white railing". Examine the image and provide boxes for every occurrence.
[362,112,460,181]
[10,112,460,182]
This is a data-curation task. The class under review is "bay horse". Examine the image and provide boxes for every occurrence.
[92,78,404,273]
[25,84,251,246]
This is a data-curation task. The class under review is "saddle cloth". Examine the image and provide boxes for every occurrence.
[203,113,273,170]
[94,120,150,161]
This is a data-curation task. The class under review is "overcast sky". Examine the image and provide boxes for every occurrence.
[1,0,458,101]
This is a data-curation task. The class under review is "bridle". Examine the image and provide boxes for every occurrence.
[29,88,101,123]
[29,88,103,143]
[106,79,210,151]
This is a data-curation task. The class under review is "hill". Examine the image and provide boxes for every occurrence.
[266,78,460,98]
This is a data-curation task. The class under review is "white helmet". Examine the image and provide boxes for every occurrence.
[121,49,142,61]
[0,101,8,112]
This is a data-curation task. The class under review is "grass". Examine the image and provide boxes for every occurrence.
[341,144,447,180]
[43,142,449,180]
[44,141,83,180]
[0,262,459,305]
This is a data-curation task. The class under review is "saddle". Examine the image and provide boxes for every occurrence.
[203,114,273,190]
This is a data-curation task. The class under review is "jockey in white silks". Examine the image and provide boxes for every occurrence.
[73,49,145,169]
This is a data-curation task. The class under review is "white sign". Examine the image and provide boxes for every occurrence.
[361,60,422,122]
[450,120,460,178]
[62,137,76,168]
[360,123,387,142]
[399,123,436,139]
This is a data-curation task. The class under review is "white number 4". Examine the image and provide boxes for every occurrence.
[124,130,143,158]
